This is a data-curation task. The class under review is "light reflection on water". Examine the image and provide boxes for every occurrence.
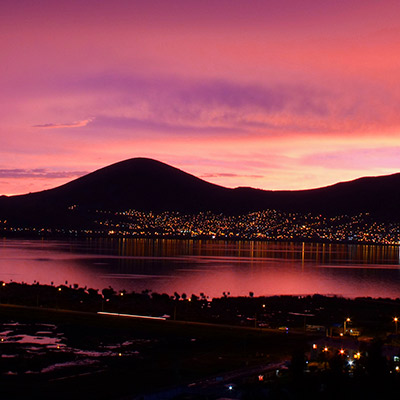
[0,238,399,298]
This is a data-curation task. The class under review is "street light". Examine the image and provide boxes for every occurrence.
[394,317,398,334]
[344,318,351,335]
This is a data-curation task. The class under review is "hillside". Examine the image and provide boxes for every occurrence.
[1,158,400,227]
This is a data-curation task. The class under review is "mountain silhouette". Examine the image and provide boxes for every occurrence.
[1,158,400,227]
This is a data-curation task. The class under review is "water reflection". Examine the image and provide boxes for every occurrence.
[0,238,399,298]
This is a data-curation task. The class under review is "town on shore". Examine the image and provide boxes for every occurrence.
[2,208,400,245]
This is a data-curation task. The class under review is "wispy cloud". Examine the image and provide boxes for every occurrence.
[200,173,263,179]
[32,118,94,129]
[0,169,87,179]
[300,147,400,171]
[91,115,244,135]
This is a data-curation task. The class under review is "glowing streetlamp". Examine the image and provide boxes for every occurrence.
[394,317,398,334]
[344,318,351,335]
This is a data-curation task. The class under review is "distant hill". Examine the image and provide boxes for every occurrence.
[1,158,400,227]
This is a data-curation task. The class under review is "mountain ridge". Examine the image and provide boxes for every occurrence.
[1,157,400,227]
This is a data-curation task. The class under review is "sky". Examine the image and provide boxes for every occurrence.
[2,0,400,195]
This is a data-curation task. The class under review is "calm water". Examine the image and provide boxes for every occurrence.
[0,238,400,299]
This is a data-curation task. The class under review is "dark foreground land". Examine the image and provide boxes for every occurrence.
[0,282,400,399]
[0,304,310,400]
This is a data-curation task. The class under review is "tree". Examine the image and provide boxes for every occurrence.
[190,294,198,302]
[102,286,116,300]
[87,288,98,297]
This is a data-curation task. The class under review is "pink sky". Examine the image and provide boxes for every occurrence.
[1,0,400,195]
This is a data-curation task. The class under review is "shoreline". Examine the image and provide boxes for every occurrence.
[2,232,400,246]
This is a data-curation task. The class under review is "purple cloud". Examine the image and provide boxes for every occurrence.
[76,74,329,116]
[18,72,398,139]
[0,169,87,179]
[32,118,94,129]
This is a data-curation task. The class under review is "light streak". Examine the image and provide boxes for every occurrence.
[97,311,166,320]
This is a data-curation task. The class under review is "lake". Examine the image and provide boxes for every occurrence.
[0,238,399,299]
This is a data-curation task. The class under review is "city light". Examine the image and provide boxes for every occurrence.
[33,209,400,245]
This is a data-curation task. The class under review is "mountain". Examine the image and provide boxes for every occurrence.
[1,157,400,227]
